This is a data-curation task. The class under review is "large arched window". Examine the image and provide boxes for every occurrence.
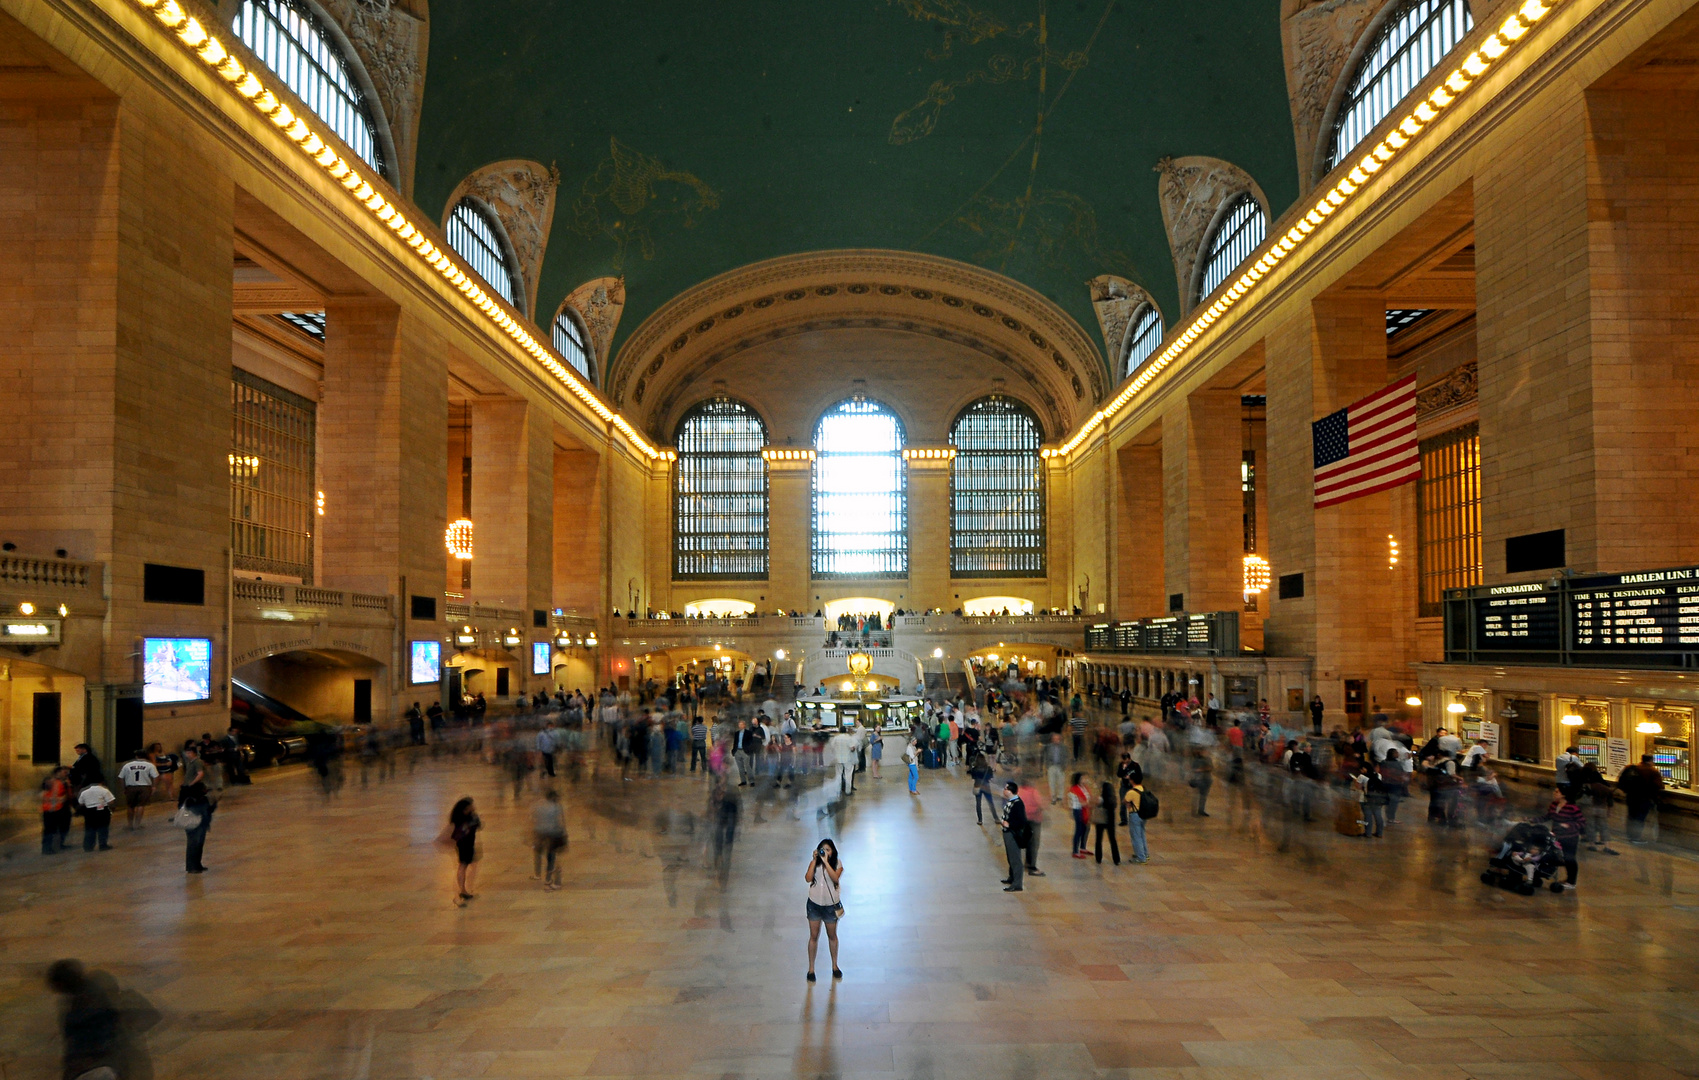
[552,305,595,382]
[1197,194,1266,305]
[813,398,906,577]
[674,399,768,579]
[233,0,386,178]
[1122,305,1164,379]
[950,397,1044,577]
[447,199,523,313]
[1327,0,1473,171]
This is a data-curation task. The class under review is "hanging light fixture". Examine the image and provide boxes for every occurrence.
[445,519,474,560]
[1560,713,1584,727]
[1637,719,1663,735]
[1242,554,1270,595]
[1446,702,1467,715]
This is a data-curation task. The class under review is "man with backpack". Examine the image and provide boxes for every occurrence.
[1124,780,1156,863]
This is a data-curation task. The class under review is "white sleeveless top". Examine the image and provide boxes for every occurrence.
[807,863,842,905]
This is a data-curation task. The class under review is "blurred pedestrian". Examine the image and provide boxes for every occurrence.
[117,749,158,831]
[1618,754,1665,844]
[1092,781,1121,864]
[1124,780,1154,863]
[868,728,883,780]
[999,782,1028,891]
[1017,778,1045,877]
[77,778,116,852]
[1189,749,1214,817]
[40,767,72,855]
[46,958,120,1080]
[532,788,567,890]
[1546,787,1585,892]
[1067,773,1090,857]
[969,751,996,823]
[441,796,481,906]
[903,739,919,795]
[1581,762,1619,855]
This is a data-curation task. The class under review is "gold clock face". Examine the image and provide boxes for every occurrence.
[847,651,873,677]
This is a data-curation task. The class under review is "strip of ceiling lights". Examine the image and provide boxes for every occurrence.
[1044,0,1560,462]
[124,0,673,462]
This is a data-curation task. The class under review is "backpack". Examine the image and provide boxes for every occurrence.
[1136,789,1159,820]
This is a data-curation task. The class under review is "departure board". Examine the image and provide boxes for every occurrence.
[1085,612,1240,656]
[1471,585,1562,652]
[1570,566,1699,652]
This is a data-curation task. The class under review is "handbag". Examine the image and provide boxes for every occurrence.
[821,865,845,918]
[176,807,203,831]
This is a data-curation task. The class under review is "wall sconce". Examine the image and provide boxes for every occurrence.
[1405,696,1422,707]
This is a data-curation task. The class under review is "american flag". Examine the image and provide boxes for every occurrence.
[1312,375,1420,509]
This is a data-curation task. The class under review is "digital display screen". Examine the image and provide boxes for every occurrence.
[143,637,212,704]
[409,640,441,685]
[532,642,552,676]
[1571,570,1699,652]
[1471,589,1561,652]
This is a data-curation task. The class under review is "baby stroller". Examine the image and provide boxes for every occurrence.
[1481,820,1565,895]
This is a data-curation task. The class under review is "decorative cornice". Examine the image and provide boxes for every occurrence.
[611,250,1107,422]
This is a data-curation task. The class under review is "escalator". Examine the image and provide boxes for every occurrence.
[230,679,315,729]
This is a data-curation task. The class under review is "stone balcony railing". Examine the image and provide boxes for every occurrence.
[0,554,101,592]
[443,601,527,625]
[233,579,391,614]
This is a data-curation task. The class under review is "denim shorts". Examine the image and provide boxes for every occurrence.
[805,899,839,924]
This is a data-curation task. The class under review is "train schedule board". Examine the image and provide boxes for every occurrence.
[1569,566,1699,654]
[1471,583,1562,653]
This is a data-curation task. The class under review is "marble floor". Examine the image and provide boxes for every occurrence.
[3,748,1699,1080]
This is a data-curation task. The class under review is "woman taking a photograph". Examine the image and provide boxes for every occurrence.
[804,838,844,982]
[441,796,481,906]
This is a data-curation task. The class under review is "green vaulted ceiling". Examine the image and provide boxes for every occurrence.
[416,0,1299,375]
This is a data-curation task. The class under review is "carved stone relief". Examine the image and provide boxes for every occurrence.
[1154,156,1267,319]
[314,0,429,198]
[1417,361,1477,416]
[561,276,626,379]
[1282,0,1379,194]
[1087,275,1160,376]
[447,161,560,320]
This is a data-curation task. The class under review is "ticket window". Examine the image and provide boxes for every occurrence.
[1557,701,1609,771]
[1635,705,1692,791]
[1504,698,1541,763]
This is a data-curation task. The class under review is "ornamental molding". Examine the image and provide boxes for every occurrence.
[560,276,625,380]
[296,0,426,197]
[1087,275,1162,377]
[1283,0,1380,195]
[1417,360,1477,415]
[1154,156,1269,318]
[444,160,560,320]
[611,250,1106,432]
[642,312,1071,444]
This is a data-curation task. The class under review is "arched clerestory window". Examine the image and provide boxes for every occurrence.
[950,397,1045,577]
[1197,194,1266,307]
[552,305,595,382]
[1327,0,1473,171]
[446,199,524,313]
[813,398,907,578]
[233,0,387,179]
[674,399,769,579]
[1122,304,1164,379]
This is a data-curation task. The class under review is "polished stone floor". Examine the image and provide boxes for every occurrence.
[3,747,1699,1080]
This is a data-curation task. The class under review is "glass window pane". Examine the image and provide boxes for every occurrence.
[552,307,594,382]
[1199,195,1266,303]
[950,397,1045,577]
[813,399,907,577]
[447,200,522,312]
[231,367,316,582]
[233,0,385,178]
[674,399,768,579]
[1328,0,1473,170]
[1122,305,1164,378]
[1417,422,1482,616]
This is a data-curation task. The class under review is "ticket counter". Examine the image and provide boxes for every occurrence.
[1634,704,1693,791]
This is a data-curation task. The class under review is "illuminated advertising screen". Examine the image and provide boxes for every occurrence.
[143,637,212,704]
[532,641,552,676]
[410,640,442,685]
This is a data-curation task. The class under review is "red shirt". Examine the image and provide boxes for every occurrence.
[41,778,68,813]
[1227,727,1245,748]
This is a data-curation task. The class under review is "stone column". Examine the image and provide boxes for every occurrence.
[552,443,604,616]
[1114,440,1164,618]
[320,302,448,604]
[1162,389,1243,614]
[466,397,552,615]
[906,450,953,612]
[0,91,233,751]
[765,452,813,614]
